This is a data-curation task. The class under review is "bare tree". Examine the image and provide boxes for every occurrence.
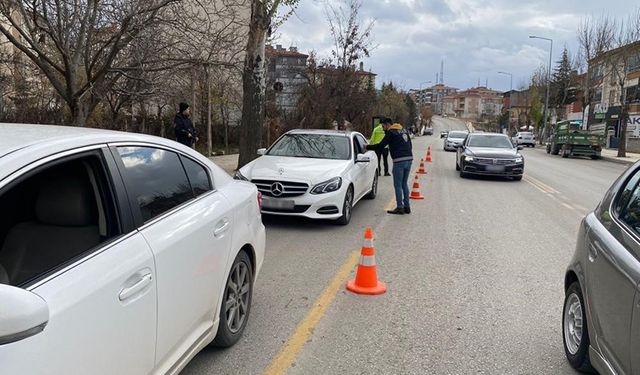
[237,0,300,169]
[0,0,180,126]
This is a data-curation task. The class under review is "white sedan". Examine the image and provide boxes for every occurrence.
[0,123,265,374]
[235,129,378,225]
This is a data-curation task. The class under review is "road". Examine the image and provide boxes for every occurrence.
[183,116,629,374]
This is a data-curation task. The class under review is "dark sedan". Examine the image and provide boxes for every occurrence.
[455,133,524,180]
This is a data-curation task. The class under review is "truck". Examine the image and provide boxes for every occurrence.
[546,120,605,159]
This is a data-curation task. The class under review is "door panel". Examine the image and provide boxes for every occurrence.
[141,192,233,367]
[0,234,157,375]
[586,216,638,374]
[631,287,640,374]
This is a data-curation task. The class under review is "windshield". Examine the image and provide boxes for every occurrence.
[468,135,514,148]
[267,134,350,160]
[448,131,468,139]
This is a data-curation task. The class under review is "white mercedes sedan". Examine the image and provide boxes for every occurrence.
[234,129,378,225]
[0,123,265,375]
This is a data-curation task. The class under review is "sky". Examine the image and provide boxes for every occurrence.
[276,0,631,92]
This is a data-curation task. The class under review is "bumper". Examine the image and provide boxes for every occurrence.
[462,162,524,176]
[444,143,459,151]
[260,188,346,220]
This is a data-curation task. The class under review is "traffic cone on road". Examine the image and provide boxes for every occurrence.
[417,159,428,174]
[346,228,387,295]
[426,146,433,163]
[409,175,425,200]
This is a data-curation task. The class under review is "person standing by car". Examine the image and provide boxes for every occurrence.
[174,102,197,148]
[370,121,390,176]
[367,118,413,215]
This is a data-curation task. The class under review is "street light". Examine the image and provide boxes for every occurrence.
[529,35,553,143]
[498,71,513,134]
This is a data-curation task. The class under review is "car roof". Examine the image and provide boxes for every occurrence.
[286,129,353,137]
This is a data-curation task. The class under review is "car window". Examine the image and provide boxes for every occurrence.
[353,135,366,156]
[180,156,212,197]
[448,131,468,138]
[267,134,351,160]
[615,171,640,234]
[0,154,120,287]
[117,147,194,222]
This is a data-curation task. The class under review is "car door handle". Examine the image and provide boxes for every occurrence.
[214,219,230,238]
[119,273,152,301]
[588,242,602,262]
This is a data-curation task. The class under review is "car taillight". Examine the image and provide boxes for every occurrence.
[257,191,262,210]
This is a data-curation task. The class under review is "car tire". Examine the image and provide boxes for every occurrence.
[336,186,353,225]
[551,144,560,155]
[563,282,594,373]
[546,144,551,154]
[459,162,467,178]
[364,173,378,200]
[212,250,253,348]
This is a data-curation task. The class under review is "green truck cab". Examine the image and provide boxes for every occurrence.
[546,120,605,159]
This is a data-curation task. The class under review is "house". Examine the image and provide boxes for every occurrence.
[266,45,309,113]
[442,86,503,121]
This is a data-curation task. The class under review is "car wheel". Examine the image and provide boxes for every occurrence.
[546,144,551,154]
[563,282,594,373]
[212,251,253,347]
[336,186,353,225]
[551,144,560,155]
[364,173,378,200]
[459,162,467,178]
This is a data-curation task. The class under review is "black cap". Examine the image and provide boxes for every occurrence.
[179,102,190,113]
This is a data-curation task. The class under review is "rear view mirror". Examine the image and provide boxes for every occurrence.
[0,284,49,345]
[257,148,266,156]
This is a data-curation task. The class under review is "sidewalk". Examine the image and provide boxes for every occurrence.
[600,149,640,166]
[209,154,239,175]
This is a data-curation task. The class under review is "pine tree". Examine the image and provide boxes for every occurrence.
[551,47,574,111]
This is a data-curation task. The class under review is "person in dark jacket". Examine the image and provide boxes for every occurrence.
[366,118,413,215]
[174,102,197,147]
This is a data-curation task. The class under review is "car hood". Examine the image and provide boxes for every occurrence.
[466,147,520,158]
[240,155,350,185]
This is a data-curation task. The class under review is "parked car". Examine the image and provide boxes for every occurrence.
[235,129,378,225]
[0,124,265,375]
[562,162,640,375]
[456,133,524,180]
[440,130,449,138]
[423,127,434,136]
[513,132,536,147]
[444,130,469,151]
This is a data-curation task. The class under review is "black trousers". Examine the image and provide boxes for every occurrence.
[376,148,389,174]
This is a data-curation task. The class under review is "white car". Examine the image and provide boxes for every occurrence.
[235,129,378,225]
[514,132,536,147]
[0,124,265,374]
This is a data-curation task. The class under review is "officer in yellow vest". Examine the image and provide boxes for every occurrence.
[370,121,390,176]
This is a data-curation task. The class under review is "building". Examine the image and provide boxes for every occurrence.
[266,44,309,113]
[442,86,503,121]
[409,84,457,113]
[587,40,640,150]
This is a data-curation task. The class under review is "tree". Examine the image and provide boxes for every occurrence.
[404,94,418,130]
[0,0,181,126]
[551,47,578,120]
[375,82,409,125]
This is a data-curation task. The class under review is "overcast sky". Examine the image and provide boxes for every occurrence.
[276,0,630,92]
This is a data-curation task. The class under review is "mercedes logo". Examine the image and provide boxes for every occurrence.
[271,182,284,197]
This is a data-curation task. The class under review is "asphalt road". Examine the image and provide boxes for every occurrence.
[182,117,629,375]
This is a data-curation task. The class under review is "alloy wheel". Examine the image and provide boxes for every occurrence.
[563,292,583,355]
[225,261,251,333]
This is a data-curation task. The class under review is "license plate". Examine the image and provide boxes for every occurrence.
[485,165,505,172]
[262,197,295,210]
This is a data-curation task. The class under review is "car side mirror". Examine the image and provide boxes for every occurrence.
[355,154,371,163]
[257,148,266,156]
[0,284,49,345]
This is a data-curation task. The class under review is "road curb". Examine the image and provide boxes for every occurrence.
[600,156,637,166]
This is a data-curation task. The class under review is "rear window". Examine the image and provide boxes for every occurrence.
[448,131,468,138]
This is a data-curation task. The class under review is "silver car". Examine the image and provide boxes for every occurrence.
[563,163,640,374]
[444,130,468,151]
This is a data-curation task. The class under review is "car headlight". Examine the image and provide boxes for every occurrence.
[234,170,249,181]
[515,157,523,163]
[311,177,342,194]
[465,156,474,162]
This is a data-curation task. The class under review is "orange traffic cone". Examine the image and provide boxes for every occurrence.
[346,228,387,295]
[426,146,432,163]
[417,159,428,174]
[409,175,425,200]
